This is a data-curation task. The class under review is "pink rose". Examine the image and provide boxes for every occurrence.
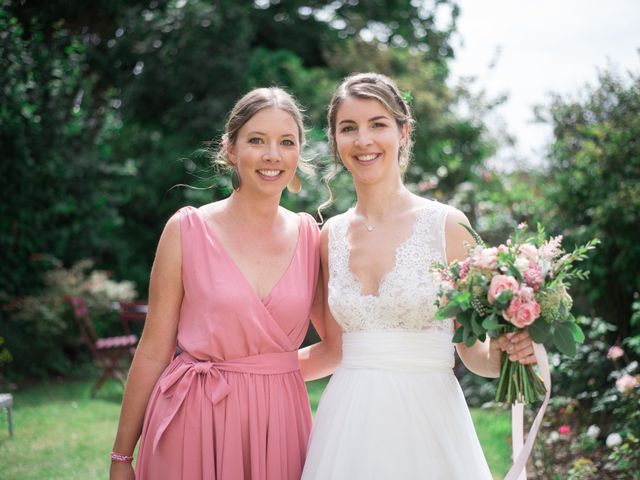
[616,374,639,394]
[523,263,543,290]
[487,275,519,304]
[607,345,624,360]
[558,425,571,436]
[475,247,498,269]
[503,298,541,328]
[519,243,538,262]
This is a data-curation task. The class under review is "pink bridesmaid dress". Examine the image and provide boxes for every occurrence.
[135,206,320,480]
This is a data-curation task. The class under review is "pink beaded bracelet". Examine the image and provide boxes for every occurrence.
[111,451,134,463]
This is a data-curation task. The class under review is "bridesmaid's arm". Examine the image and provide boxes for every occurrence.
[298,222,343,381]
[110,213,184,479]
[445,209,535,378]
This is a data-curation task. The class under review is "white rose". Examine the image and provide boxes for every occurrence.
[546,431,560,444]
[514,256,530,272]
[586,425,600,439]
[606,433,623,448]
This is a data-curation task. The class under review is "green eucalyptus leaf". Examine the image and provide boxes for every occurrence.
[528,318,551,343]
[481,314,499,330]
[470,311,484,335]
[435,303,462,321]
[452,326,464,343]
[456,309,473,329]
[553,323,577,357]
[566,321,585,343]
[464,331,477,348]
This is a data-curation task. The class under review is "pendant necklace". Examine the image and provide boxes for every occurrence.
[359,215,375,232]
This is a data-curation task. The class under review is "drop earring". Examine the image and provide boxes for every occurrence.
[231,168,241,191]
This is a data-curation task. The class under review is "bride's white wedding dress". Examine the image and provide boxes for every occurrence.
[302,200,493,480]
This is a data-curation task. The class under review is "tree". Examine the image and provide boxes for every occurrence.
[540,67,640,337]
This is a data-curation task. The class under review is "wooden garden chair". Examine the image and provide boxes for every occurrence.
[118,300,148,335]
[65,295,137,397]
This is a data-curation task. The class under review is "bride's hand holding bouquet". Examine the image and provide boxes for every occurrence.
[433,222,598,404]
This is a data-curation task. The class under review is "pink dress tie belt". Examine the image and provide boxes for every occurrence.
[152,350,300,452]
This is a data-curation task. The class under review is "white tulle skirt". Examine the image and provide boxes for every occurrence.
[302,330,493,480]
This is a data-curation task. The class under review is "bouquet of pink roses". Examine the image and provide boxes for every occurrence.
[433,223,598,404]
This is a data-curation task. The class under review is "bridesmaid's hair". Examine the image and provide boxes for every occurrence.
[212,87,312,175]
[319,73,415,216]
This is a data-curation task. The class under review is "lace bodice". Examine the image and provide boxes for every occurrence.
[327,200,454,333]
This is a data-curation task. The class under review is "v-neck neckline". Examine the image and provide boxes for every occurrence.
[343,207,424,298]
[194,208,304,304]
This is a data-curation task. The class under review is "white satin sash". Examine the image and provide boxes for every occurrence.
[340,330,455,373]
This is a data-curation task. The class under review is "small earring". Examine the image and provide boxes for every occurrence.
[231,168,241,191]
[287,174,302,194]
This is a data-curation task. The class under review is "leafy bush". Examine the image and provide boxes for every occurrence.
[2,258,136,380]
[531,314,640,478]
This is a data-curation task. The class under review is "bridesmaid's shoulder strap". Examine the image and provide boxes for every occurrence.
[298,211,320,247]
[175,205,210,246]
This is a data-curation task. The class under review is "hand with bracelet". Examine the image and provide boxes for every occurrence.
[110,451,134,480]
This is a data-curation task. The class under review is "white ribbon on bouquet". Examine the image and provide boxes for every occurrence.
[503,343,551,480]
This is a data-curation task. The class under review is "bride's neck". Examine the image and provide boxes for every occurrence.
[354,179,410,221]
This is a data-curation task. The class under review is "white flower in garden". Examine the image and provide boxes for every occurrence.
[606,433,623,448]
[514,256,530,272]
[519,243,538,262]
[546,431,560,444]
[586,425,600,439]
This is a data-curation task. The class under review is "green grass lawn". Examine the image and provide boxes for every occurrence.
[0,378,511,479]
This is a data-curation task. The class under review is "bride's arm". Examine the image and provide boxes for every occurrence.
[298,222,343,381]
[444,209,536,378]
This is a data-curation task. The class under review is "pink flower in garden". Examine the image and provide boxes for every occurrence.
[558,425,571,436]
[503,297,541,328]
[616,374,639,394]
[487,275,519,304]
[519,243,538,262]
[497,244,509,255]
[607,345,624,360]
[475,247,498,269]
[523,263,543,290]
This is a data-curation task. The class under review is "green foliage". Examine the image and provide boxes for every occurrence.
[531,315,640,478]
[1,0,501,380]
[2,259,137,380]
[0,4,131,296]
[541,67,640,337]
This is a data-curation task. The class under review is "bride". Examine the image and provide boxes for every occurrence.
[299,73,537,479]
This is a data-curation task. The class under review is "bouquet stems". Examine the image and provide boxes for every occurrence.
[495,352,547,404]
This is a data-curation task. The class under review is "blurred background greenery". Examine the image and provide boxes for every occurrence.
[0,1,638,476]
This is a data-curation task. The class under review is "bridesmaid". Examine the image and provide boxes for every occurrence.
[110,87,321,480]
